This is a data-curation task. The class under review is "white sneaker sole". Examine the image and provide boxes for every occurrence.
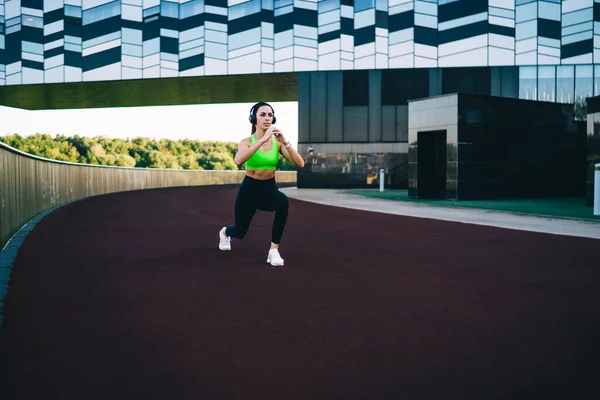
[266,256,284,267]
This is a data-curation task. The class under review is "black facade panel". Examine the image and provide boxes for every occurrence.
[229,14,261,35]
[64,21,82,37]
[5,34,22,64]
[341,0,353,6]
[438,20,488,44]
[562,39,593,59]
[388,10,413,33]
[414,26,437,46]
[82,16,120,41]
[122,19,142,30]
[204,14,228,24]
[143,20,161,40]
[64,16,81,25]
[45,8,64,24]
[160,36,179,54]
[64,50,81,67]
[82,46,120,71]
[22,26,44,42]
[45,31,64,44]
[44,46,64,58]
[22,59,43,70]
[537,18,560,40]
[488,24,515,38]
[354,26,375,47]
[161,17,179,31]
[318,30,340,43]
[179,54,204,71]
[595,2,600,21]
[205,0,226,7]
[340,17,353,35]
[376,10,388,29]
[179,14,204,31]
[21,0,43,9]
[438,0,487,24]
[274,12,293,33]
[261,9,274,23]
[294,8,318,27]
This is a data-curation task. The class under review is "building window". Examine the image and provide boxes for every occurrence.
[82,0,121,26]
[442,67,490,96]
[556,65,574,104]
[65,5,82,19]
[537,66,555,102]
[343,70,369,106]
[595,65,600,96]
[575,65,593,102]
[381,68,429,105]
[519,66,537,100]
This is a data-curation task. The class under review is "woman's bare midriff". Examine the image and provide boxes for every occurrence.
[245,169,276,180]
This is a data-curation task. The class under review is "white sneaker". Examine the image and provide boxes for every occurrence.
[219,227,231,250]
[267,248,284,267]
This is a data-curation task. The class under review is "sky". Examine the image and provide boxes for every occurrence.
[0,101,299,147]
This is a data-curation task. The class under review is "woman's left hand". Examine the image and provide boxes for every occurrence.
[273,128,288,144]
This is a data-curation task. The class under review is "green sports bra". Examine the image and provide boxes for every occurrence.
[245,135,279,170]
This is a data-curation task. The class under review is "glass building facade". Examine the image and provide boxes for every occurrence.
[0,0,598,99]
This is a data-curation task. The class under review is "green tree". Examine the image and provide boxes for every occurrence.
[0,133,248,170]
[574,97,587,121]
[199,151,238,170]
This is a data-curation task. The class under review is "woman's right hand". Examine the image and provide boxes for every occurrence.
[259,127,275,144]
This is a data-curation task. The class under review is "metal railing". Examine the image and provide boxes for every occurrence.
[0,141,296,250]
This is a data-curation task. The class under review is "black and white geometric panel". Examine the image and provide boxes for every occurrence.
[0,0,598,86]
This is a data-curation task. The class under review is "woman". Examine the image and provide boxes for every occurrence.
[218,102,305,267]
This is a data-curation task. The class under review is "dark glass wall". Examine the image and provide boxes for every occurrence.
[457,95,586,200]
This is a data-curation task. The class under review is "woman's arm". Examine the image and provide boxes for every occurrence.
[273,129,305,168]
[234,132,273,166]
[280,143,305,168]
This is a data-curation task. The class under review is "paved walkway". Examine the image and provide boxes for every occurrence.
[281,188,600,240]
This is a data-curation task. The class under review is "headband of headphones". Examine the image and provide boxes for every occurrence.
[249,102,276,125]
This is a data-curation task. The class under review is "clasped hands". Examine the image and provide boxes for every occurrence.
[259,126,288,146]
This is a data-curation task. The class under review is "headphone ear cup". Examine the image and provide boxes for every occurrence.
[272,115,276,124]
[249,114,255,124]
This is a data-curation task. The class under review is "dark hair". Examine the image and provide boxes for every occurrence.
[250,102,275,134]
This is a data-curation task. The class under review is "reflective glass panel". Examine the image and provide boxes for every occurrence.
[556,65,574,104]
[575,64,593,102]
[519,66,537,100]
[594,65,600,96]
[537,65,555,102]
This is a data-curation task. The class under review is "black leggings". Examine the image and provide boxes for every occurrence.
[225,175,289,244]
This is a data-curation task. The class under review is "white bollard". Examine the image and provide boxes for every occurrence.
[595,163,600,216]
[380,169,385,192]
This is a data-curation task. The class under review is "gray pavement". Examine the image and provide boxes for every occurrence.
[280,187,600,240]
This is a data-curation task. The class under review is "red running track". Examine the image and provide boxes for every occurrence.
[1,185,599,400]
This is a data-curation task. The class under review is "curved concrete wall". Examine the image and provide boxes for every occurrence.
[0,142,296,250]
